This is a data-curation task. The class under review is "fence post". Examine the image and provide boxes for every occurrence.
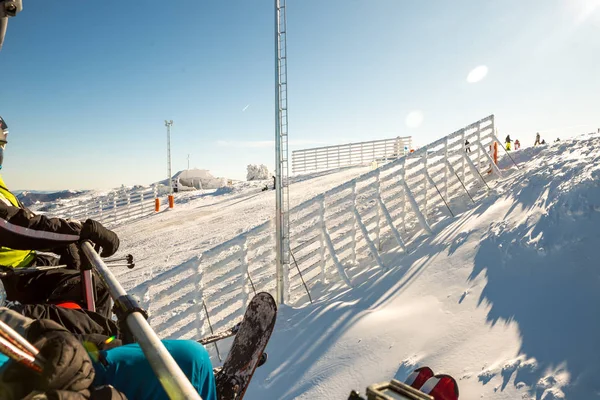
[372,141,375,163]
[126,189,131,218]
[319,197,327,283]
[352,179,385,270]
[423,151,429,217]
[360,143,364,164]
[240,237,250,308]
[351,182,358,265]
[375,172,381,250]
[444,137,449,201]
[194,257,206,338]
[461,129,467,182]
[113,192,117,224]
[476,125,482,169]
[377,191,407,252]
[401,179,433,236]
[400,168,407,233]
[322,225,353,288]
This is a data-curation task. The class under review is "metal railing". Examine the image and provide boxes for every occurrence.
[292,136,413,175]
[53,186,159,228]
[128,116,503,347]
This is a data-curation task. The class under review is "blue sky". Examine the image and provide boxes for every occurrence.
[0,0,598,190]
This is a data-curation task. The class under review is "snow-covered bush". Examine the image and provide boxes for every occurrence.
[247,164,270,181]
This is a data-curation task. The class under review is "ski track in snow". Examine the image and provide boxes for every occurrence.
[82,135,600,399]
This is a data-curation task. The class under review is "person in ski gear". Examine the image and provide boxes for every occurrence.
[534,132,541,146]
[464,140,471,153]
[514,139,520,150]
[0,116,117,317]
[505,135,512,151]
[0,307,218,400]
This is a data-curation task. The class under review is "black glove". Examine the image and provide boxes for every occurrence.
[42,385,128,400]
[32,320,95,392]
[1,320,95,399]
[57,243,82,270]
[79,220,120,257]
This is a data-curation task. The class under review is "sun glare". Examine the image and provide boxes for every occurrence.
[467,66,489,83]
[406,111,424,129]
[569,0,600,24]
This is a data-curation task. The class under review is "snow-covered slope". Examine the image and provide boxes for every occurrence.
[112,166,372,289]
[114,135,600,399]
[244,136,600,400]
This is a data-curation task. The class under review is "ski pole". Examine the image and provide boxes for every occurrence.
[202,300,221,362]
[1,265,70,277]
[0,319,40,358]
[0,320,45,373]
[103,254,134,264]
[290,249,312,304]
[80,242,203,400]
[105,262,136,269]
[13,265,69,274]
[0,335,43,373]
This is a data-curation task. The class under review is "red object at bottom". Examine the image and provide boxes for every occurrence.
[55,302,82,310]
[405,367,435,390]
[421,374,459,400]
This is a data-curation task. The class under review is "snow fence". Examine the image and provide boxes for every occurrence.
[129,115,501,341]
[54,186,159,229]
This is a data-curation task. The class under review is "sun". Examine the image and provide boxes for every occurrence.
[569,0,600,24]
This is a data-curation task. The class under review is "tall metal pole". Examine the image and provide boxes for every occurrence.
[274,0,290,305]
[165,120,173,195]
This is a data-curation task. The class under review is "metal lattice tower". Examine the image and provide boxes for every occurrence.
[274,0,290,305]
[165,120,174,195]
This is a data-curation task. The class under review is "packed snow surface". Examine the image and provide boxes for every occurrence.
[108,135,600,399]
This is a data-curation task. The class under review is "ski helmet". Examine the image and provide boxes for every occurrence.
[0,115,7,169]
[0,0,23,51]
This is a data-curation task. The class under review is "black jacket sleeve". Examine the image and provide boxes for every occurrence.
[0,199,82,250]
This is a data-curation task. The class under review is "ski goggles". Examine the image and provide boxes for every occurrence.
[0,116,8,149]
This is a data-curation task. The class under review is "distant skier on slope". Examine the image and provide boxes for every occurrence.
[534,132,541,146]
[514,139,520,150]
[0,115,116,317]
[505,134,512,151]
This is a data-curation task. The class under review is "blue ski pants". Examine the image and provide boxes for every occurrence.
[0,339,217,400]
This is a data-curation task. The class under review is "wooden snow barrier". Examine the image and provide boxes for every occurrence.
[131,115,506,342]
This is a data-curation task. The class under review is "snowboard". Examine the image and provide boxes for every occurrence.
[215,292,277,400]
[348,366,458,400]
